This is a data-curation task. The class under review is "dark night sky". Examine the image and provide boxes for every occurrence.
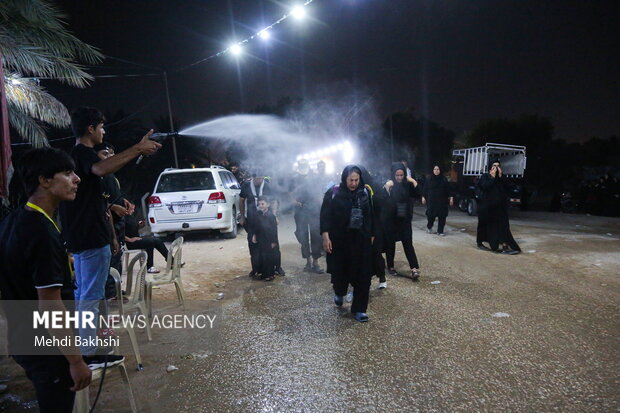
[47,0,619,142]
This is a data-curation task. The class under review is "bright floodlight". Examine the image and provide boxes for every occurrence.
[343,141,354,163]
[291,5,306,19]
[326,160,335,174]
[230,44,242,55]
[258,29,271,40]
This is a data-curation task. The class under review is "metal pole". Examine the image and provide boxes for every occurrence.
[163,71,179,168]
[389,114,394,162]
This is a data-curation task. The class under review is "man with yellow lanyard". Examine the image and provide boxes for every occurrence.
[0,148,90,412]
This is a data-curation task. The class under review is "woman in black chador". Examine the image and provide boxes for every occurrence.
[476,160,521,254]
[422,165,453,236]
[320,165,375,322]
[383,162,421,280]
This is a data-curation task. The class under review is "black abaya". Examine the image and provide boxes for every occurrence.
[424,174,450,218]
[476,173,521,251]
[320,166,374,313]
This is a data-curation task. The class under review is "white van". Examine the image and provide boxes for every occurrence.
[147,166,240,238]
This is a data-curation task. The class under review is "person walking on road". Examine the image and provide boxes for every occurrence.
[321,165,375,322]
[290,159,324,273]
[422,165,453,236]
[476,160,521,254]
[383,162,421,281]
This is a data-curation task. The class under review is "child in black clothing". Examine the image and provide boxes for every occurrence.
[251,196,280,281]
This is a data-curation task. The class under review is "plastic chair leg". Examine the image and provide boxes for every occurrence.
[118,363,138,413]
[174,279,186,310]
[125,326,143,370]
[146,283,153,318]
[138,302,153,341]
[73,386,89,413]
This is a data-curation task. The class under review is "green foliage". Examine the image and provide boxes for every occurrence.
[0,0,103,145]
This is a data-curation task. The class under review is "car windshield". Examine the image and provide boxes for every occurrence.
[156,172,216,193]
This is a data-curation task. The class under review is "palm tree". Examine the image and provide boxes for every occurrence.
[0,0,103,146]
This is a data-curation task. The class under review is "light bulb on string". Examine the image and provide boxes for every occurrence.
[291,5,306,19]
[258,29,271,40]
[230,44,242,55]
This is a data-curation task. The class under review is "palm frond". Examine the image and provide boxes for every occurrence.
[0,0,103,86]
[1,14,103,65]
[0,0,103,146]
[7,102,49,147]
[0,30,97,87]
[4,74,70,128]
[0,31,55,75]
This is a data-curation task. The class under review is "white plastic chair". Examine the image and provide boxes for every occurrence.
[72,362,137,413]
[108,268,144,370]
[145,236,185,317]
[120,247,144,296]
[110,251,152,346]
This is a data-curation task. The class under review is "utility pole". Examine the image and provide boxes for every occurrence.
[389,114,394,162]
[163,71,179,168]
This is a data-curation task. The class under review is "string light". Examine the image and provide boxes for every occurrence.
[257,29,271,40]
[176,0,317,71]
[291,5,307,19]
[230,44,242,55]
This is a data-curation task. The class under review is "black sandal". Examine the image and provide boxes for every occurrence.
[411,269,420,281]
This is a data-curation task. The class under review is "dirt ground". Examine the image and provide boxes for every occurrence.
[1,209,618,412]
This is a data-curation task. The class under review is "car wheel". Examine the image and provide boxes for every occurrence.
[222,209,238,239]
[458,198,468,212]
[467,198,478,216]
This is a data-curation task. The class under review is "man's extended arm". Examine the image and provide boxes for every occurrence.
[91,130,160,177]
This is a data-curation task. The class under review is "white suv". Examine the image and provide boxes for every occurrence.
[147,166,240,238]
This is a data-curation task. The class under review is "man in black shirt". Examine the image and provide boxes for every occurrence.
[0,148,91,412]
[94,143,134,296]
[59,107,160,358]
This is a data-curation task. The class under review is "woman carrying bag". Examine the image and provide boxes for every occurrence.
[320,165,375,322]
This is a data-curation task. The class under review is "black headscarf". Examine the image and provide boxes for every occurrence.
[357,165,375,190]
[488,160,501,172]
[390,162,409,201]
[339,165,366,199]
[428,165,444,189]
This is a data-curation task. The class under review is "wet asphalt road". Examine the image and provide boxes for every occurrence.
[1,211,618,412]
[124,211,619,412]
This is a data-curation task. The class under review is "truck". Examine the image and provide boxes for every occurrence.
[451,143,527,215]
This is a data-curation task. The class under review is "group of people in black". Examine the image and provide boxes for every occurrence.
[0,109,522,410]
[238,158,521,323]
[0,107,161,412]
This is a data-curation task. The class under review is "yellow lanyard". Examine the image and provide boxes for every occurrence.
[26,202,74,278]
